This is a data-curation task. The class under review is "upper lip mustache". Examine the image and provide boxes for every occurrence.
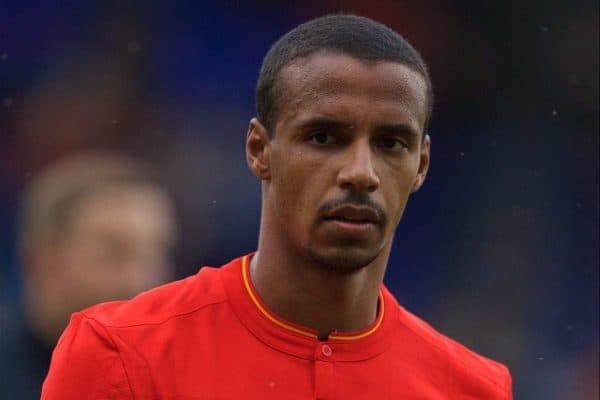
[323,205,381,223]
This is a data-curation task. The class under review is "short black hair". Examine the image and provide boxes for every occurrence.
[256,14,434,136]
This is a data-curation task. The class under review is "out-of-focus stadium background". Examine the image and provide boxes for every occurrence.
[0,1,597,398]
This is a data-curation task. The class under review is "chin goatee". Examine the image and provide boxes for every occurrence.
[306,249,378,275]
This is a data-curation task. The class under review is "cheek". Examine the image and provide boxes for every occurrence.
[382,168,417,221]
[61,240,127,295]
[270,149,322,216]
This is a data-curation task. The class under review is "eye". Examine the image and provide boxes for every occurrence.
[309,132,337,145]
[378,136,408,151]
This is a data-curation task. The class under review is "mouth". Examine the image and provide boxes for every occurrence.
[322,205,381,225]
[324,216,375,226]
[321,205,381,237]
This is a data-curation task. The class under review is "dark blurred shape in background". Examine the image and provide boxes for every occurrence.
[0,1,597,399]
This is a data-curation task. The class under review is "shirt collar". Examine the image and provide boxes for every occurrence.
[222,254,396,361]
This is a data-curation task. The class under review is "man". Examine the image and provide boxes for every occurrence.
[42,15,512,399]
[0,152,178,399]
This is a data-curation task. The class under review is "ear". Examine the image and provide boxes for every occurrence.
[246,118,271,180]
[411,134,431,193]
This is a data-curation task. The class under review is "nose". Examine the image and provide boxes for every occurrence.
[336,140,380,193]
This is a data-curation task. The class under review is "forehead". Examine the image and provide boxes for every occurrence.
[67,185,176,237]
[276,52,428,132]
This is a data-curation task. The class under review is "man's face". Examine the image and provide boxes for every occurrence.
[55,184,178,311]
[255,52,430,271]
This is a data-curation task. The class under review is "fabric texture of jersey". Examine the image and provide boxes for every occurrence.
[41,254,512,399]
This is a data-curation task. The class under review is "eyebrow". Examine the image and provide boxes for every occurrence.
[377,123,419,140]
[298,117,419,139]
[297,117,352,131]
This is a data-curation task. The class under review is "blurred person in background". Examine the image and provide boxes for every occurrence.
[0,152,178,399]
[41,15,511,399]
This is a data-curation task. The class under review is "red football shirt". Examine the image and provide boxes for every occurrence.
[42,254,512,399]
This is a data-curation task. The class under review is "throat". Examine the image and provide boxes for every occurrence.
[249,252,382,338]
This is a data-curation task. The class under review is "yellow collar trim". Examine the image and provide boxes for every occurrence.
[241,255,384,341]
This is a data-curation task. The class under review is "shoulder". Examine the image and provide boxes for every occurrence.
[41,309,132,398]
[391,299,512,399]
[444,334,512,398]
[81,265,227,328]
[42,265,230,399]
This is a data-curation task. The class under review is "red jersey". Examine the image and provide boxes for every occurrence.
[42,255,512,399]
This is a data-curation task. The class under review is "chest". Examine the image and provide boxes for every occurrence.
[119,327,450,399]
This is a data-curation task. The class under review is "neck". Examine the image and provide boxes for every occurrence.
[23,286,65,347]
[250,226,390,340]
